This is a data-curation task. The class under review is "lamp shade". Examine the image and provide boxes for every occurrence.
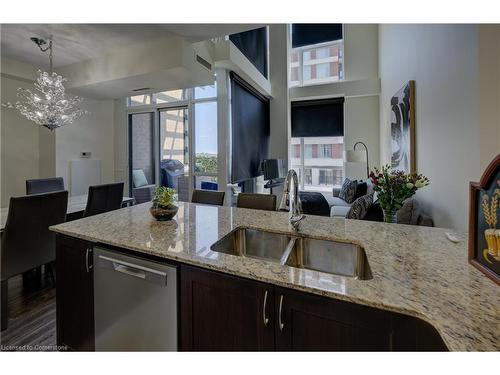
[344,149,367,163]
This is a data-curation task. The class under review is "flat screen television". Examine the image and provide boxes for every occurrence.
[230,72,270,183]
[262,159,286,180]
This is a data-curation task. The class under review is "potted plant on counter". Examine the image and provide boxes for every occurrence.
[150,187,178,221]
[369,165,430,223]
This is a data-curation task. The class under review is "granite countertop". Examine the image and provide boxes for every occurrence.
[50,202,500,351]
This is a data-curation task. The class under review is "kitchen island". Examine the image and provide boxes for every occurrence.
[50,202,499,351]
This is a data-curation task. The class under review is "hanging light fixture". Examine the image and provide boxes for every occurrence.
[2,37,88,130]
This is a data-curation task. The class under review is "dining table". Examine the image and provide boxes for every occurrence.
[0,194,134,231]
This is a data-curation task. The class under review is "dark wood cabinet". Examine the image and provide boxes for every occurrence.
[55,241,447,352]
[391,313,447,351]
[56,234,95,351]
[180,265,275,351]
[274,287,392,351]
[180,265,447,352]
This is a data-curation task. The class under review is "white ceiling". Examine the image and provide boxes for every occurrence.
[0,24,262,68]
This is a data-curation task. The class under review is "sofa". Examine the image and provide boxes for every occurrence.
[327,180,375,218]
[322,180,434,226]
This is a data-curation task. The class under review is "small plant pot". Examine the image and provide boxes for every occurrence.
[150,203,178,221]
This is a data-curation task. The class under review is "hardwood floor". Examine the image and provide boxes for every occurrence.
[0,268,58,351]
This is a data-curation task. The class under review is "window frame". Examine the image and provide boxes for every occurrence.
[289,24,345,88]
[125,84,218,198]
[192,95,218,183]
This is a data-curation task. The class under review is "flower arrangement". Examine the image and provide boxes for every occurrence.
[369,165,430,223]
[150,187,178,221]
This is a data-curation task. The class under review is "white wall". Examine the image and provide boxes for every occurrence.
[268,24,290,168]
[344,24,380,180]
[55,98,115,194]
[269,24,290,163]
[378,24,500,231]
[479,25,500,170]
[113,98,128,193]
[1,75,40,206]
[344,24,379,81]
[1,56,58,206]
[344,95,380,179]
[1,57,116,205]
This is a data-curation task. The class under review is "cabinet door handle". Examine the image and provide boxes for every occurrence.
[279,294,285,331]
[86,248,93,273]
[263,290,269,327]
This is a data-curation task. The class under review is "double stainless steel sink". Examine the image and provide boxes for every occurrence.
[210,227,372,280]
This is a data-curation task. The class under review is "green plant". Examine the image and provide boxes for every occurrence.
[152,187,177,208]
[369,165,429,213]
[195,153,217,174]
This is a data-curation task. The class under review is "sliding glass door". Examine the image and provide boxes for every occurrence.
[159,107,190,201]
[129,112,155,195]
[127,84,218,202]
[159,107,189,168]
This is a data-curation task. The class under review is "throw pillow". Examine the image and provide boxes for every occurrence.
[397,198,421,225]
[366,179,375,195]
[339,178,358,204]
[364,201,384,222]
[346,193,374,220]
[354,181,368,200]
[132,169,148,188]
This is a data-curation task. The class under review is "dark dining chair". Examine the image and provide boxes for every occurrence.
[1,190,68,331]
[83,182,125,217]
[191,189,225,206]
[26,177,65,195]
[25,178,66,280]
[237,193,277,211]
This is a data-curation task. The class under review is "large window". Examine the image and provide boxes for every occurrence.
[127,84,218,200]
[290,97,344,192]
[128,90,188,106]
[289,24,344,87]
[159,107,188,167]
[193,95,218,190]
[154,89,187,103]
[129,94,151,106]
[290,137,344,192]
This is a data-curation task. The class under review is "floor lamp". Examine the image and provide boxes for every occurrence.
[345,141,370,178]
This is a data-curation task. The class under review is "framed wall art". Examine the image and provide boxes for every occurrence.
[469,153,500,285]
[390,80,416,173]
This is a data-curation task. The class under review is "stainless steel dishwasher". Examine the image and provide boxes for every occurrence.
[93,247,177,351]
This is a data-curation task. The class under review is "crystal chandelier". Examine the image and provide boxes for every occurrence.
[2,37,88,130]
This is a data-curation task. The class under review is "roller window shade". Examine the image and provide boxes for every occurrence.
[291,24,343,48]
[229,27,268,78]
[230,72,270,183]
[291,98,344,138]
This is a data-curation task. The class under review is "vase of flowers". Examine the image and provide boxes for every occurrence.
[150,187,178,221]
[369,165,430,223]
